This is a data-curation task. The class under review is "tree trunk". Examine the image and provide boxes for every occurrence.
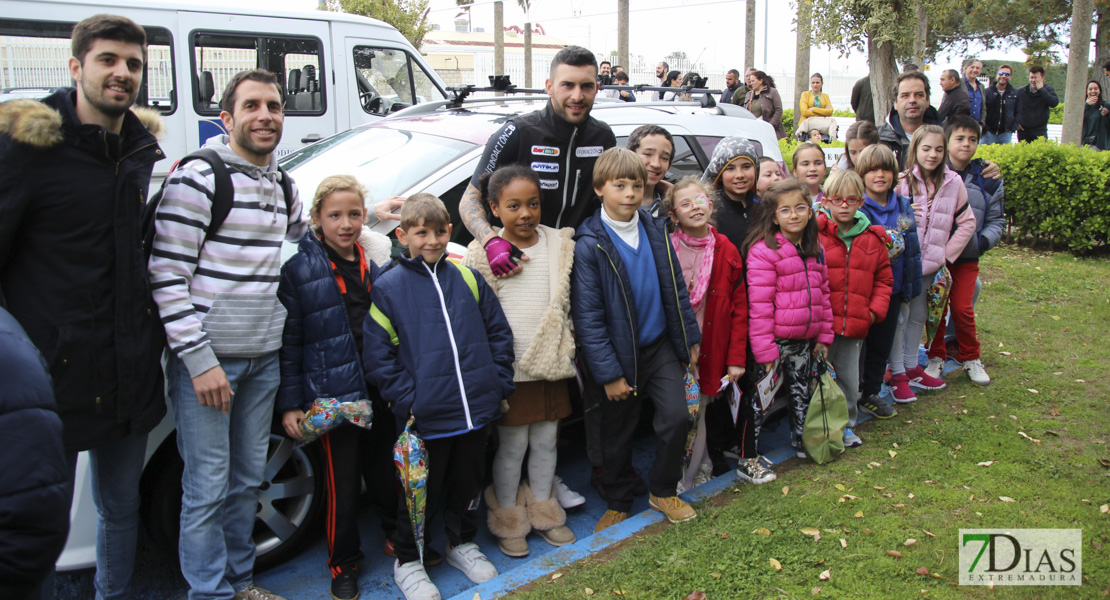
[913,2,927,68]
[1095,2,1110,99]
[1062,0,1094,145]
[494,1,504,74]
[794,0,812,126]
[745,0,757,70]
[618,0,629,76]
[868,30,898,125]
[524,22,532,87]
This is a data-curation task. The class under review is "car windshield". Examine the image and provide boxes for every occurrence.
[281,126,476,204]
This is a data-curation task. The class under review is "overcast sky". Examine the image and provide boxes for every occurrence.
[162,0,1035,79]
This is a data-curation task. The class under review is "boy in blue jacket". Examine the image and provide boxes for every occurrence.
[572,148,702,533]
[364,194,515,600]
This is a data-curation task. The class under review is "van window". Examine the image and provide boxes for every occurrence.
[352,46,444,115]
[0,19,176,113]
[192,33,324,115]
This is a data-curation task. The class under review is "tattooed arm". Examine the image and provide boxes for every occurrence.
[459,183,496,245]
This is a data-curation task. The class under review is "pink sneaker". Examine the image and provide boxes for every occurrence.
[906,366,946,391]
[890,373,917,403]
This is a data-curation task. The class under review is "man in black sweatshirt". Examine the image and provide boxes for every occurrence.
[1015,65,1059,141]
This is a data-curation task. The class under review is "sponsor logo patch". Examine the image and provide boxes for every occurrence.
[532,145,560,156]
[576,146,604,158]
[539,179,559,190]
[531,161,560,173]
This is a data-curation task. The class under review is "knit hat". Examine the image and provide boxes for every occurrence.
[700,136,762,190]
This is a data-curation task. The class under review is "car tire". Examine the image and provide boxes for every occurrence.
[139,433,326,572]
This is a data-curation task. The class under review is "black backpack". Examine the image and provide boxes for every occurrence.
[141,147,295,260]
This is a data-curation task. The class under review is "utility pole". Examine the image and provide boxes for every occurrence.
[745,0,756,70]
[618,0,629,77]
[494,1,504,79]
[523,3,533,87]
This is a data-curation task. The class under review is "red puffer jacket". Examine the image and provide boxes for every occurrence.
[693,231,748,393]
[817,214,894,339]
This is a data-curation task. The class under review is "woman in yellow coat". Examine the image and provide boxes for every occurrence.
[796,73,838,141]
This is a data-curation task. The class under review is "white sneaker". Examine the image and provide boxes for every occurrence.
[553,476,585,509]
[692,463,713,487]
[394,560,441,600]
[963,359,991,386]
[446,542,498,584]
[924,356,945,379]
[844,428,863,448]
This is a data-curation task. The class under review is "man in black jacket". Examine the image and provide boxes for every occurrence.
[982,64,1019,145]
[937,69,971,124]
[878,71,941,166]
[851,74,874,123]
[459,45,617,277]
[0,15,165,600]
[0,308,71,600]
[1016,65,1059,141]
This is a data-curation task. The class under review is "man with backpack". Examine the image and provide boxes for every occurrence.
[0,14,165,599]
[148,68,305,600]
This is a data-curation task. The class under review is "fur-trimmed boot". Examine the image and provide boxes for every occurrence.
[520,482,576,547]
[485,486,531,557]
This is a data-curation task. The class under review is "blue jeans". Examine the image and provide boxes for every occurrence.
[39,434,148,600]
[981,131,1013,145]
[168,352,279,600]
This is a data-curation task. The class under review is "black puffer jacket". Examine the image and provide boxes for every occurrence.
[0,307,71,600]
[470,101,617,229]
[0,90,167,452]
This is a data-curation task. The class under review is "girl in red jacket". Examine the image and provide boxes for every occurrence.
[665,177,773,487]
[817,170,894,449]
[744,178,834,459]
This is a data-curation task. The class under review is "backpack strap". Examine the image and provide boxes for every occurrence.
[451,260,480,302]
[191,147,234,243]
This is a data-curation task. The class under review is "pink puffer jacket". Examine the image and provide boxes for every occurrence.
[747,233,834,364]
[896,166,975,275]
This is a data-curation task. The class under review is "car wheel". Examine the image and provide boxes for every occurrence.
[139,433,325,572]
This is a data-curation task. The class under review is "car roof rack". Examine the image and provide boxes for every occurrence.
[613,84,721,108]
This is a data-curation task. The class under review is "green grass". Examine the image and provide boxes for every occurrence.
[508,244,1110,599]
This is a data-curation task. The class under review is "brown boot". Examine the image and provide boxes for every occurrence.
[520,482,576,547]
[485,486,531,557]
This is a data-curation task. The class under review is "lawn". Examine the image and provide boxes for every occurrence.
[506,244,1110,599]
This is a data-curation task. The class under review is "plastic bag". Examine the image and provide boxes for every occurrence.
[925,267,952,346]
[802,360,848,465]
[394,416,428,561]
[297,398,373,446]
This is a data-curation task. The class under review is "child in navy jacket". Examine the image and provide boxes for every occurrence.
[363,194,515,600]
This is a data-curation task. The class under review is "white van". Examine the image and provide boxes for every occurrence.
[1,0,446,572]
[1,0,449,178]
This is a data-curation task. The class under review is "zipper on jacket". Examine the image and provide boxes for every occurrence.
[800,244,814,335]
[842,241,850,335]
[570,170,582,206]
[665,229,691,356]
[556,128,578,228]
[424,260,474,429]
[597,242,637,395]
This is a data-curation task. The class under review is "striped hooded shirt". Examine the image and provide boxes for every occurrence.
[148,136,307,378]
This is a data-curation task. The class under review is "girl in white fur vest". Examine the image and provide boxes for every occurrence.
[463,165,578,558]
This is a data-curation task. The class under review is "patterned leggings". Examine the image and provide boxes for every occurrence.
[777,338,816,447]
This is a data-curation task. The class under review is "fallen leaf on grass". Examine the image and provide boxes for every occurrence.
[905,539,918,546]
[814,558,826,566]
[811,587,822,595]
[751,528,771,536]
[889,450,898,458]
[1018,431,1042,445]
[999,496,1016,503]
[916,566,930,575]
[893,503,907,508]
[840,538,847,548]
[874,486,886,491]
[783,486,790,496]
[549,572,563,581]
[1101,504,1109,514]
[584,588,595,596]
[999,351,1012,356]
[843,494,861,500]
[681,591,704,600]
[908,493,915,499]
[924,530,936,538]
[863,528,872,534]
[1027,388,1039,394]
[719,533,730,539]
[977,461,994,466]
[834,483,846,491]
[819,569,831,581]
[868,462,882,468]
[769,558,783,571]
[887,551,903,558]
[709,572,721,579]
[1076,379,1086,383]
[801,527,821,537]
[854,511,864,518]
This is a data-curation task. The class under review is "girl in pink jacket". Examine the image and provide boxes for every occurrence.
[893,125,975,400]
[743,179,834,459]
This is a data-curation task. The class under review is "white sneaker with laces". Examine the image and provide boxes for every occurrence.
[394,561,441,600]
[924,356,945,379]
[447,542,498,584]
[553,476,585,509]
[963,359,991,386]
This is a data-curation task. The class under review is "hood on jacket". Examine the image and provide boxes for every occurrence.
[819,209,872,242]
[203,133,286,221]
[701,136,761,190]
[299,226,392,269]
[0,95,165,149]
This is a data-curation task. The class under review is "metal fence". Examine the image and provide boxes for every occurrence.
[1,36,174,101]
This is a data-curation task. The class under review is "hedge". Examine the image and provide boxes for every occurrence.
[778,137,845,165]
[975,139,1110,253]
[780,108,856,137]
